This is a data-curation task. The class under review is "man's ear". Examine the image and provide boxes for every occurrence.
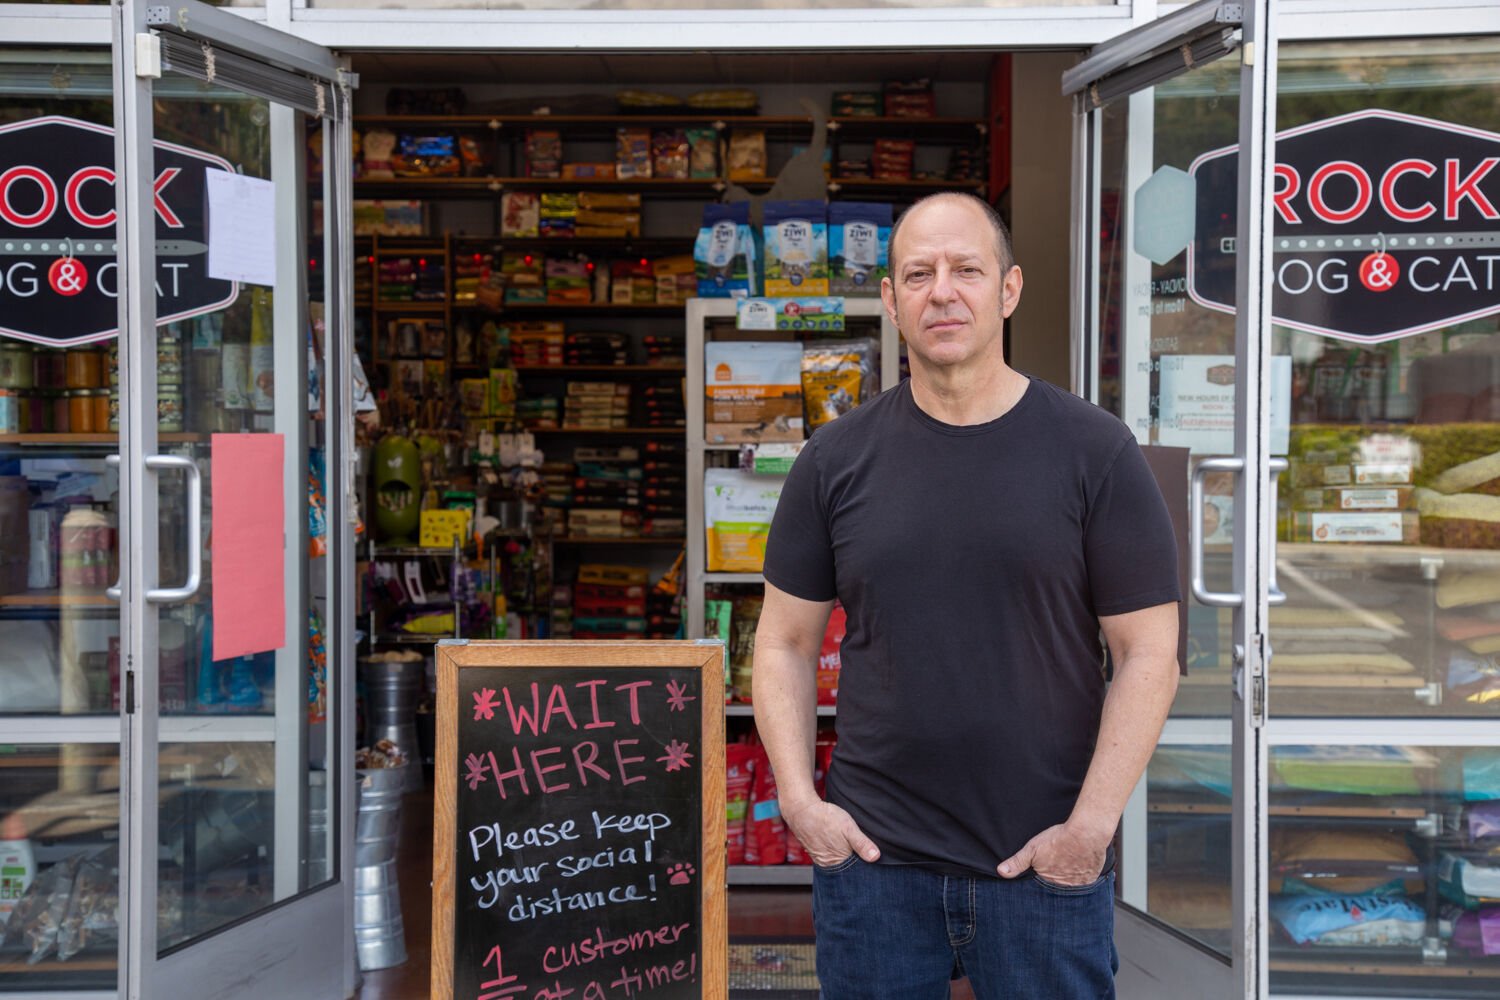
[880,275,900,327]
[1001,265,1024,319]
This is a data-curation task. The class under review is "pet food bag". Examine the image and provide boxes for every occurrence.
[829,202,892,296]
[818,603,846,705]
[802,338,877,430]
[705,341,804,443]
[694,202,758,298]
[705,468,785,572]
[726,742,756,865]
[745,746,788,866]
[764,199,829,297]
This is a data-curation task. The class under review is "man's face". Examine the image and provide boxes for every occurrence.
[880,198,1023,371]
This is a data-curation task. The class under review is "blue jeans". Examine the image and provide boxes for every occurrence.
[812,857,1117,999]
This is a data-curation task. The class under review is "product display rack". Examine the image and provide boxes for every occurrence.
[348,112,990,201]
[685,297,900,887]
[347,100,977,886]
[363,537,467,648]
[685,297,900,643]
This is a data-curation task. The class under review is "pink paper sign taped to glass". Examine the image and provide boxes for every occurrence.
[211,433,286,661]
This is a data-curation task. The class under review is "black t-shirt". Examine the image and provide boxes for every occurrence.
[763,376,1180,877]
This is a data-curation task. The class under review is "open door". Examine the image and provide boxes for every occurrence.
[1065,1,1279,997]
[110,2,357,997]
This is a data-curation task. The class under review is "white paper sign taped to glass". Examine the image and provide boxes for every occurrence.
[1187,110,1500,343]
[206,169,276,287]
[0,116,238,346]
[1157,355,1293,456]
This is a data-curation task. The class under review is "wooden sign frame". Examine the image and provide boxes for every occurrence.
[432,639,727,1000]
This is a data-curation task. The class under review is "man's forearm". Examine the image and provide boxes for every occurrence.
[1068,653,1179,844]
[750,640,822,811]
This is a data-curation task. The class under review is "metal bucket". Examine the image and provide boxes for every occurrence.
[355,765,406,866]
[359,658,424,792]
[353,858,407,971]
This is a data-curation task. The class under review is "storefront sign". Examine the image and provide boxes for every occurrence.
[0,116,238,346]
[432,641,726,1000]
[1188,110,1500,343]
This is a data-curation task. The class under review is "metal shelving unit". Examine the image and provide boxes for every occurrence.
[685,297,899,641]
[684,297,898,888]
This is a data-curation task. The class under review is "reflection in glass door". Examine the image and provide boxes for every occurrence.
[1264,37,1500,998]
[112,1,354,995]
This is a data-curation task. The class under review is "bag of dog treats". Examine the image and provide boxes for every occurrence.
[726,742,756,865]
[745,746,787,866]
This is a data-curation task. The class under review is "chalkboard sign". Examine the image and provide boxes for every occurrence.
[433,640,726,1000]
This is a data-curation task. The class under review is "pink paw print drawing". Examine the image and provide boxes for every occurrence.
[667,862,695,886]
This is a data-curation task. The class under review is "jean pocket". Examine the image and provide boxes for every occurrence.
[812,853,860,875]
[1032,872,1109,895]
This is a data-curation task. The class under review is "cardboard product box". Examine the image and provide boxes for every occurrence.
[524,129,562,178]
[578,191,642,210]
[419,509,471,549]
[562,162,617,180]
[352,200,425,237]
[1355,463,1413,485]
[500,191,540,237]
[1291,510,1420,544]
[615,128,652,180]
[1296,487,1415,511]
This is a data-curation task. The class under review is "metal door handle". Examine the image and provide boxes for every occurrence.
[1190,457,1244,607]
[103,453,202,603]
[1267,457,1288,606]
[105,455,122,601]
[1189,455,1290,607]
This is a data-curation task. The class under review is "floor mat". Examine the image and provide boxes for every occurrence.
[727,941,819,997]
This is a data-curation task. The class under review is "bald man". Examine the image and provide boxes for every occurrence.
[752,193,1181,999]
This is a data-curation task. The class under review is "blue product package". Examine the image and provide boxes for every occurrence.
[829,202,892,296]
[1270,893,1426,945]
[695,202,756,298]
[764,199,829,296]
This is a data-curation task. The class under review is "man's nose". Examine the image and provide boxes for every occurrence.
[929,264,957,302]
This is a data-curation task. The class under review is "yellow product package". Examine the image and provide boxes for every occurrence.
[705,468,784,572]
[802,337,877,429]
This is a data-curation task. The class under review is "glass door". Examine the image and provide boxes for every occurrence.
[110,1,356,996]
[1264,35,1500,998]
[1066,0,1278,995]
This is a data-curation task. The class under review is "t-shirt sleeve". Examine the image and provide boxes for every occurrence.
[1084,436,1182,616]
[762,436,837,602]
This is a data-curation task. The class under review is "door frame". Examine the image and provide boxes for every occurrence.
[1065,0,1279,996]
[109,2,357,997]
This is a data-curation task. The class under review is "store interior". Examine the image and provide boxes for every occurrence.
[335,43,1500,998]
[338,48,1047,999]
